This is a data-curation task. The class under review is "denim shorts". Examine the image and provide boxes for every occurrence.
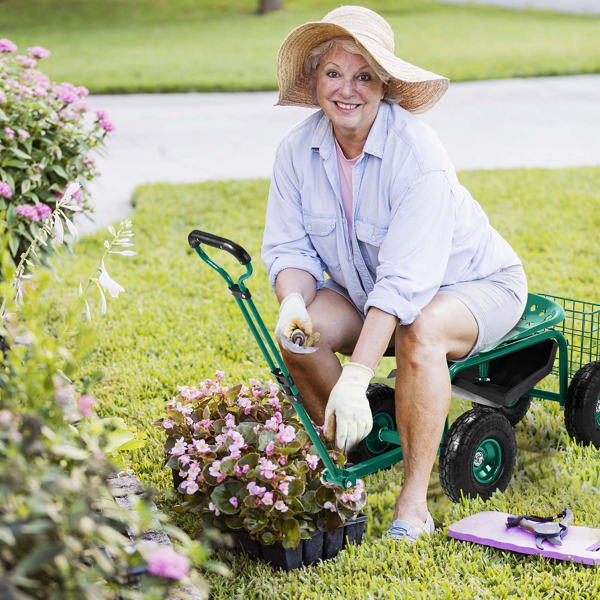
[323,264,528,362]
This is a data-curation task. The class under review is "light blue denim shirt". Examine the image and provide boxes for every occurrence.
[261,101,521,324]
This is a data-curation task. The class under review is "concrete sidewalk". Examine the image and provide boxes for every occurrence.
[437,0,600,15]
[81,74,600,235]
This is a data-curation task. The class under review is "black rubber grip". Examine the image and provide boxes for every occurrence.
[188,230,251,265]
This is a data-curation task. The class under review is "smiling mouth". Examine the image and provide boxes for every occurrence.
[334,101,360,110]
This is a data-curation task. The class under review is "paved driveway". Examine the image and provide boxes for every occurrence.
[81,75,600,234]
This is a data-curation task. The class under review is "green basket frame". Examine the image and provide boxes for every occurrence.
[539,294,600,378]
[190,234,575,489]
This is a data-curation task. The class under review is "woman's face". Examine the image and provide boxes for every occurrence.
[314,46,386,139]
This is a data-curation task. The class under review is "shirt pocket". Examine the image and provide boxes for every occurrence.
[355,218,388,273]
[302,212,341,273]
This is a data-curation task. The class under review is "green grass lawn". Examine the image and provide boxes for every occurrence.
[2,0,600,94]
[47,166,600,598]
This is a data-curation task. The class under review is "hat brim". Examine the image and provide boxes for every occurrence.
[275,21,449,115]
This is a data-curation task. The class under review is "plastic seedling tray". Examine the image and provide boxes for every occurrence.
[231,514,368,571]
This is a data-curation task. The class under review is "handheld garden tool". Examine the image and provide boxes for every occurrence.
[280,317,320,355]
[187,228,600,504]
[506,508,573,550]
[449,510,600,565]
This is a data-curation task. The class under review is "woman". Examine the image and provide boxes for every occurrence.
[261,6,527,543]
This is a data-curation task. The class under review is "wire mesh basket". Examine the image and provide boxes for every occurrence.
[540,294,600,378]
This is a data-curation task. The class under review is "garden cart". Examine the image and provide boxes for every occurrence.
[188,229,600,503]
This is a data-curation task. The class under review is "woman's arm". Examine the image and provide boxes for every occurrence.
[275,268,318,306]
[351,307,398,371]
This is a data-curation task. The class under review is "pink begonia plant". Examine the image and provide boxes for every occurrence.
[156,372,367,549]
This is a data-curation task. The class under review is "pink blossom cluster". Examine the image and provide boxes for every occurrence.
[95,109,116,132]
[0,182,12,199]
[16,55,37,69]
[4,127,14,141]
[15,203,52,222]
[0,39,17,53]
[145,547,190,580]
[340,478,365,504]
[28,46,51,60]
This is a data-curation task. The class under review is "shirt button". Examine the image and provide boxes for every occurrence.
[371,235,376,241]
[357,293,363,299]
[342,217,347,224]
[348,255,352,261]
[307,224,312,230]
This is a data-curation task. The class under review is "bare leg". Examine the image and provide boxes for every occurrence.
[280,289,364,425]
[393,294,479,527]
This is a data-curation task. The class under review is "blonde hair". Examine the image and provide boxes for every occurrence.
[304,36,401,104]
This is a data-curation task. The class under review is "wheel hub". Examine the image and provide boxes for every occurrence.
[472,438,502,484]
[365,411,395,455]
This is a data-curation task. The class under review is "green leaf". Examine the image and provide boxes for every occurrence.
[315,485,336,507]
[11,147,32,161]
[237,452,259,470]
[277,441,302,456]
[243,508,268,533]
[0,108,7,121]
[225,516,244,530]
[4,160,29,169]
[211,480,245,515]
[287,478,305,497]
[21,179,31,194]
[6,203,16,227]
[50,444,88,460]
[49,164,68,179]
[225,383,242,399]
[259,530,276,545]
[220,458,237,476]
[281,518,301,549]
[23,138,32,154]
[235,422,259,445]
[258,429,276,451]
[8,233,19,257]
[15,544,61,576]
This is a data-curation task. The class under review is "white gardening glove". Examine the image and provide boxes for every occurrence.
[274,293,320,353]
[324,362,374,453]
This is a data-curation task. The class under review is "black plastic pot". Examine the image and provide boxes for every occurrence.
[231,514,368,571]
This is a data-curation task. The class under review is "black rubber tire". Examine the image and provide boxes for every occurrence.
[347,383,396,466]
[472,396,533,426]
[439,408,517,503]
[564,361,600,449]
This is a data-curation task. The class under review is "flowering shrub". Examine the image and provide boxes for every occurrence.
[0,38,115,268]
[157,373,367,549]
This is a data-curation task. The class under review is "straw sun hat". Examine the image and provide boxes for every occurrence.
[275,5,449,115]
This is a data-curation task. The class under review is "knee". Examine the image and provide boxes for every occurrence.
[395,312,445,369]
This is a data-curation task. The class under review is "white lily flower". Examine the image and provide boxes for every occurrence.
[54,215,64,244]
[95,281,107,314]
[62,213,78,238]
[79,283,83,297]
[104,240,110,249]
[83,298,91,321]
[109,250,137,257]
[120,243,135,248]
[64,204,83,212]
[62,181,81,201]
[21,274,33,280]
[98,260,125,298]
[25,258,34,266]
[108,225,116,236]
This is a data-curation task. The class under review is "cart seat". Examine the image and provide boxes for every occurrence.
[477,293,565,355]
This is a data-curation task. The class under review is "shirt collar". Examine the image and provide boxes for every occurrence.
[311,101,389,160]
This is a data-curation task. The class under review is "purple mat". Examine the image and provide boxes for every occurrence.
[448,511,600,565]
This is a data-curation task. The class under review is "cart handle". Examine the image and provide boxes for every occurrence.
[188,230,251,265]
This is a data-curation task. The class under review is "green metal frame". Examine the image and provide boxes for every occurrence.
[192,243,573,489]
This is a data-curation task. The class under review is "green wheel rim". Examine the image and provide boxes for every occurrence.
[365,412,395,455]
[472,438,502,484]
[595,394,600,428]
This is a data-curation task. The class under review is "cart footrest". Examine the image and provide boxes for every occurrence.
[452,339,558,407]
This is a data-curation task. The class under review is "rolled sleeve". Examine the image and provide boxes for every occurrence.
[364,170,455,324]
[261,154,325,292]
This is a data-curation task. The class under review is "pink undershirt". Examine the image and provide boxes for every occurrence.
[334,136,362,238]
